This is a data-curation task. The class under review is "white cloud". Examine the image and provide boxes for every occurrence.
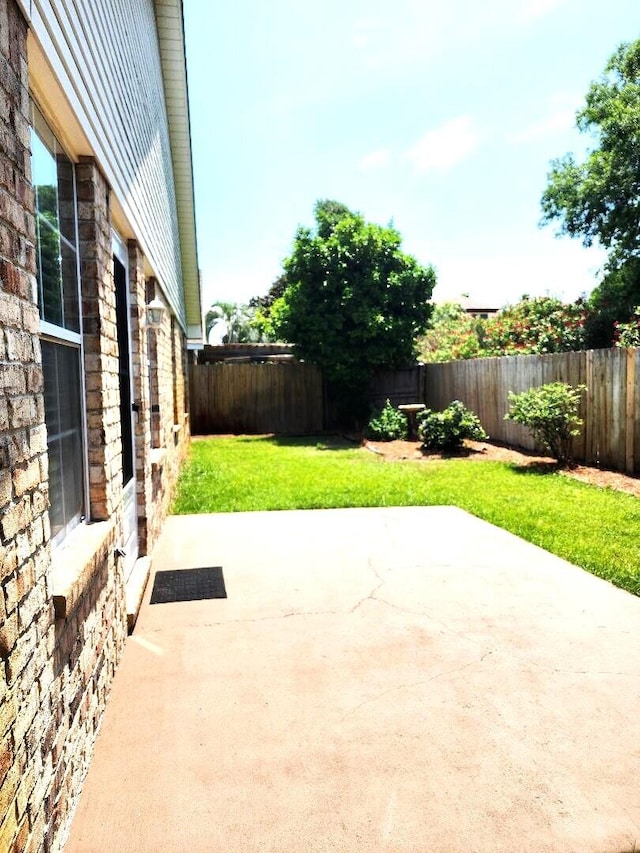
[358,148,392,171]
[509,91,580,144]
[429,239,606,309]
[352,16,388,69]
[519,0,565,23]
[201,264,280,310]
[406,116,483,175]
[509,109,575,143]
[352,17,382,48]
[349,1,568,75]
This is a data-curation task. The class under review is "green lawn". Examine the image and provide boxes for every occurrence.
[173,435,640,596]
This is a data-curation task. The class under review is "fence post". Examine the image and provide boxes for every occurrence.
[585,350,595,466]
[625,347,636,474]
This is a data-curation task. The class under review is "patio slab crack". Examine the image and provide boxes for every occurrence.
[339,650,496,722]
[350,559,386,613]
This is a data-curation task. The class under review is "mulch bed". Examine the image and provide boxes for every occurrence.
[361,438,640,499]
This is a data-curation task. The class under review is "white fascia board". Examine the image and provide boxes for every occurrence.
[154,0,202,341]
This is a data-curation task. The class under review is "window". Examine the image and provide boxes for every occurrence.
[31,102,85,546]
[41,341,84,539]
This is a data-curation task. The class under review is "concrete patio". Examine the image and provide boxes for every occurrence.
[65,506,640,852]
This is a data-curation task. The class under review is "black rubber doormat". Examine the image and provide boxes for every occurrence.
[150,567,227,604]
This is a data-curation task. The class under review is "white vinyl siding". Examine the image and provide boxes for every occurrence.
[29,0,187,330]
[155,0,200,338]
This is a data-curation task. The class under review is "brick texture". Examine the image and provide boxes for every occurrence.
[0,2,192,850]
[145,279,190,547]
[0,3,55,851]
[76,157,121,523]
[128,240,152,554]
[0,5,127,851]
[127,245,189,555]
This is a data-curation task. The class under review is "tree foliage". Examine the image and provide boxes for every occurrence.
[247,276,288,342]
[418,302,486,362]
[271,200,436,409]
[585,258,640,347]
[482,296,588,355]
[540,39,640,343]
[419,296,588,363]
[614,306,640,347]
[541,40,640,270]
[205,301,265,344]
[248,273,289,313]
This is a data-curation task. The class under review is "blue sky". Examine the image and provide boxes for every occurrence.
[183,0,639,313]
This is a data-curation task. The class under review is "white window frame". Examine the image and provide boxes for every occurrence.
[32,99,89,547]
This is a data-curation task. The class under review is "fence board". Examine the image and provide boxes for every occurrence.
[189,349,640,473]
[634,349,640,473]
[369,367,425,410]
[424,348,640,474]
[189,363,324,434]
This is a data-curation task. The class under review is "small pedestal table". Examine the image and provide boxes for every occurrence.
[398,403,427,440]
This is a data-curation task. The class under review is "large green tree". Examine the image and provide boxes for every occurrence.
[248,273,288,312]
[541,40,640,343]
[584,258,640,347]
[271,200,436,415]
[541,40,640,266]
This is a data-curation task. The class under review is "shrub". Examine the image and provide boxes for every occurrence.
[614,307,640,347]
[418,400,488,451]
[365,400,408,441]
[418,302,486,363]
[504,382,585,464]
[482,295,588,356]
[418,296,589,363]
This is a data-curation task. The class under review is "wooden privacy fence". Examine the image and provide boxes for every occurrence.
[425,348,640,474]
[189,362,324,434]
[189,349,640,473]
[368,366,426,411]
[190,363,426,435]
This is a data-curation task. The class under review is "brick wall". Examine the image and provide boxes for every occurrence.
[44,153,129,850]
[146,281,189,547]
[47,523,126,847]
[0,5,128,850]
[77,158,122,522]
[0,1,55,849]
[0,1,193,848]
[128,240,153,555]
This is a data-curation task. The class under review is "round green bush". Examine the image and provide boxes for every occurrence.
[365,400,409,441]
[418,400,488,451]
